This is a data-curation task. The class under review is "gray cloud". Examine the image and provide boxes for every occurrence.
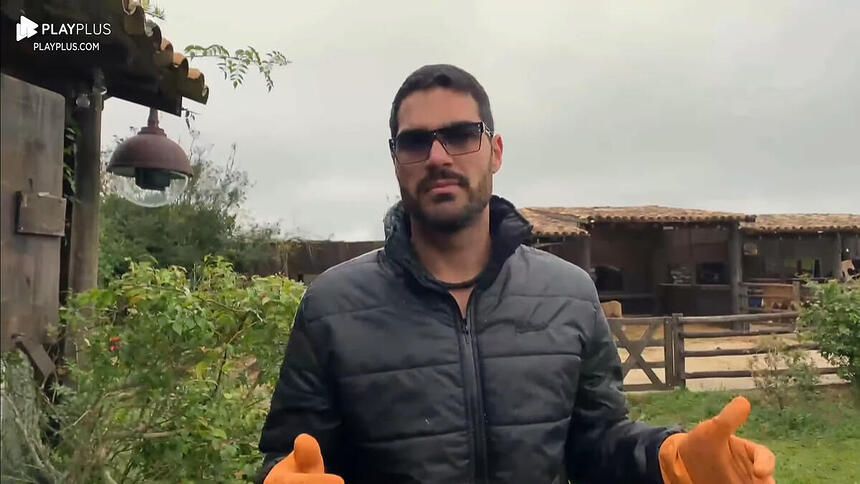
[101,0,860,241]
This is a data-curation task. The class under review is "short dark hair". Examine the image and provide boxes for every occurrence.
[389,64,494,138]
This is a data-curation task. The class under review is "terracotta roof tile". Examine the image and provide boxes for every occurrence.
[518,208,589,237]
[741,214,860,233]
[121,0,209,104]
[524,205,753,224]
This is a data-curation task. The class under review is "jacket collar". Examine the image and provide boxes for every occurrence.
[383,195,533,292]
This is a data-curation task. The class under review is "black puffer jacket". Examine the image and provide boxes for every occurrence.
[258,196,678,484]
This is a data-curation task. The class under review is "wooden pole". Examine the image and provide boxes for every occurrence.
[834,232,844,281]
[663,316,675,388]
[672,313,685,388]
[729,224,746,329]
[66,91,102,362]
[582,236,592,279]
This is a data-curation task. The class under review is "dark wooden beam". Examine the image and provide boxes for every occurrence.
[729,223,743,324]
[581,236,592,277]
[834,232,844,281]
[67,91,102,361]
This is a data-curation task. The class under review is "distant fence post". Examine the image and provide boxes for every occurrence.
[663,316,675,388]
[672,313,685,389]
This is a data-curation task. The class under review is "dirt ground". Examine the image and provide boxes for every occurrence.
[618,323,844,391]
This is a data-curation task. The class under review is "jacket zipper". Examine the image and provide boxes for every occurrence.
[453,291,488,484]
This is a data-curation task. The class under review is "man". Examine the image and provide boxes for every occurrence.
[258,64,776,484]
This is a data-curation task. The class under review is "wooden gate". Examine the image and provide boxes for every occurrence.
[607,316,675,391]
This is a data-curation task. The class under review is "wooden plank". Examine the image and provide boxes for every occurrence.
[658,283,731,290]
[745,307,796,314]
[16,191,66,237]
[680,328,795,339]
[13,333,55,381]
[611,321,664,385]
[663,317,676,387]
[686,367,839,380]
[678,312,798,325]
[607,317,668,326]
[741,282,796,288]
[672,314,685,388]
[1,74,65,352]
[683,343,818,358]
[622,383,667,392]
[613,336,664,347]
[622,360,665,369]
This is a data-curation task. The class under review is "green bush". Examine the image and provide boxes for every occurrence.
[749,336,820,410]
[799,279,860,386]
[99,138,285,285]
[30,256,302,483]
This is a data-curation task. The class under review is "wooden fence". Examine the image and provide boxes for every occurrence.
[739,282,804,313]
[607,317,674,392]
[608,311,838,391]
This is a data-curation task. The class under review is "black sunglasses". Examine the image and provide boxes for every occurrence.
[389,121,493,165]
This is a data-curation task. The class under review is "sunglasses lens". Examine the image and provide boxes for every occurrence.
[439,124,482,155]
[394,131,433,164]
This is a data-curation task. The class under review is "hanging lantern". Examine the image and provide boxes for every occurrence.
[107,107,192,207]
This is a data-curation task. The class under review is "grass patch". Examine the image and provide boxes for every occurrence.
[627,385,860,483]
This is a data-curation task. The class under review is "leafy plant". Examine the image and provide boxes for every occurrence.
[139,1,290,92]
[7,257,304,483]
[749,336,820,411]
[99,131,285,284]
[798,279,860,386]
[184,45,291,92]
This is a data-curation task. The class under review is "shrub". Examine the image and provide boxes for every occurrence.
[6,256,304,483]
[750,336,820,411]
[798,279,860,386]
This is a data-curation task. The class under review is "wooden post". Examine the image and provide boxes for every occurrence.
[728,224,747,330]
[834,232,844,281]
[777,235,786,280]
[66,91,103,362]
[583,236,592,275]
[583,237,593,287]
[672,313,685,388]
[663,316,675,388]
[791,281,801,312]
[69,92,102,293]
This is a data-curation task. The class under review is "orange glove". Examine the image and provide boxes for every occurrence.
[264,434,344,484]
[659,396,775,484]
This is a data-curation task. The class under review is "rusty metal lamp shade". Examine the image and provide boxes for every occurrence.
[107,108,192,207]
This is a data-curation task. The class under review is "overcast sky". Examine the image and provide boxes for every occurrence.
[101,0,860,241]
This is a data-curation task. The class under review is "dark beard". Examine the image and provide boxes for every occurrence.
[400,166,492,234]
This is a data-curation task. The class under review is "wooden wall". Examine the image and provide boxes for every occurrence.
[1,75,65,351]
[542,224,736,315]
[285,240,384,282]
[743,234,850,280]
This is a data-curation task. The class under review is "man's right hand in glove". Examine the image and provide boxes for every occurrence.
[263,434,344,484]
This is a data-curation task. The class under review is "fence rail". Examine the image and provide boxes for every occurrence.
[683,367,839,381]
[607,310,839,391]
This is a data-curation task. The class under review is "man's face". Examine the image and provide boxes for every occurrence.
[393,87,503,233]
